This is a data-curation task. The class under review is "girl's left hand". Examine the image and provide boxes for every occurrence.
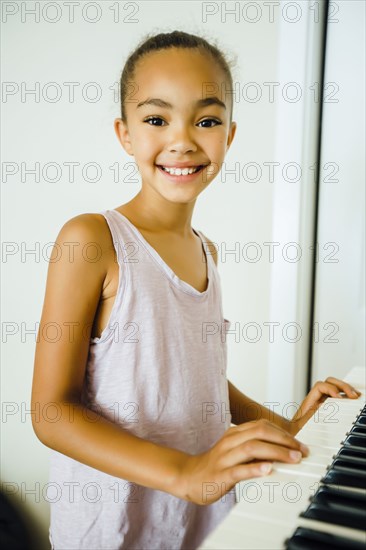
[288,377,361,435]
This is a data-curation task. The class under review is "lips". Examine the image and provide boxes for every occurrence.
[156,162,208,167]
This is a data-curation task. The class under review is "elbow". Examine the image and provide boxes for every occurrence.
[32,415,49,446]
[31,396,79,447]
[30,400,53,446]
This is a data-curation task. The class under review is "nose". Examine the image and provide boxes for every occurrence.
[167,123,197,154]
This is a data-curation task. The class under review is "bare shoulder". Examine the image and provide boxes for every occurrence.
[60,212,113,250]
[55,212,116,270]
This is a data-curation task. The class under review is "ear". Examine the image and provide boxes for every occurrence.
[114,118,134,156]
[226,121,237,151]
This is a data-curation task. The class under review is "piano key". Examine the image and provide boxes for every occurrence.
[298,453,331,468]
[300,485,366,530]
[332,456,366,473]
[349,425,366,436]
[297,433,342,449]
[317,398,364,411]
[285,527,366,550]
[343,435,366,450]
[300,418,357,432]
[199,512,298,550]
[336,448,366,465]
[306,443,340,460]
[274,462,328,477]
[341,444,366,457]
[321,467,366,489]
[355,416,366,425]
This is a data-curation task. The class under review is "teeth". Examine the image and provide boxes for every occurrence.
[161,165,201,175]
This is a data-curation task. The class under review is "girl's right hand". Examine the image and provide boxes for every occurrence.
[179,419,309,506]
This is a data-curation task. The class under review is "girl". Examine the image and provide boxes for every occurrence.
[31,30,360,550]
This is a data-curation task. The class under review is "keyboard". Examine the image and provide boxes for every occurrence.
[199,366,366,550]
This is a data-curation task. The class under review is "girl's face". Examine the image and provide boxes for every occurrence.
[115,47,236,205]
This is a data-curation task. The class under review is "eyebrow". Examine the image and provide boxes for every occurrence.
[136,96,226,110]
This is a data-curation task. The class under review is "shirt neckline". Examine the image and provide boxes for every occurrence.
[108,209,212,298]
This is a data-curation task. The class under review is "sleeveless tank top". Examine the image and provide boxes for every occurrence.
[48,209,236,550]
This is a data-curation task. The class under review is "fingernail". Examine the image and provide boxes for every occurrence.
[290,450,302,461]
[351,390,358,396]
[259,463,272,474]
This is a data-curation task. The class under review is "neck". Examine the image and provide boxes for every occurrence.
[119,188,197,238]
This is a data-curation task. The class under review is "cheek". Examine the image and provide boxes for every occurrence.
[204,131,226,152]
[209,143,226,161]
[135,134,160,161]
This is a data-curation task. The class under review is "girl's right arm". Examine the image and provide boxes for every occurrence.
[31,214,308,506]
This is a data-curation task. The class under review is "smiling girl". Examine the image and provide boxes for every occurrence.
[31,30,360,550]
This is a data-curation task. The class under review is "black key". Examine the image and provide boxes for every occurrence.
[336,448,366,466]
[356,415,366,425]
[285,527,366,550]
[301,485,366,530]
[321,467,366,489]
[356,420,366,428]
[341,441,366,457]
[349,426,366,436]
[332,457,366,475]
[344,435,366,450]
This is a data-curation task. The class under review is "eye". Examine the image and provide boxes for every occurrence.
[143,116,166,126]
[198,119,222,128]
[143,117,222,128]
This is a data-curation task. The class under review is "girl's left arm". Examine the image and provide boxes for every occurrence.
[228,377,361,436]
[228,381,292,433]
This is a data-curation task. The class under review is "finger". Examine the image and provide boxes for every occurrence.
[224,420,289,443]
[221,461,274,487]
[295,382,342,418]
[230,419,285,435]
[220,422,309,456]
[221,439,305,470]
[324,377,361,398]
[311,381,347,399]
[233,419,298,438]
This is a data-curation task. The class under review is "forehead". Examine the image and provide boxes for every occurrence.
[131,48,228,108]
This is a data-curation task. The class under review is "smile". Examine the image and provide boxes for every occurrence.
[157,165,205,176]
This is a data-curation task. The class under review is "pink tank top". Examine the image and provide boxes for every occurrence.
[48,209,236,549]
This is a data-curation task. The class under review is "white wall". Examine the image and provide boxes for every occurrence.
[1,1,331,547]
[266,0,327,407]
[311,0,366,383]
